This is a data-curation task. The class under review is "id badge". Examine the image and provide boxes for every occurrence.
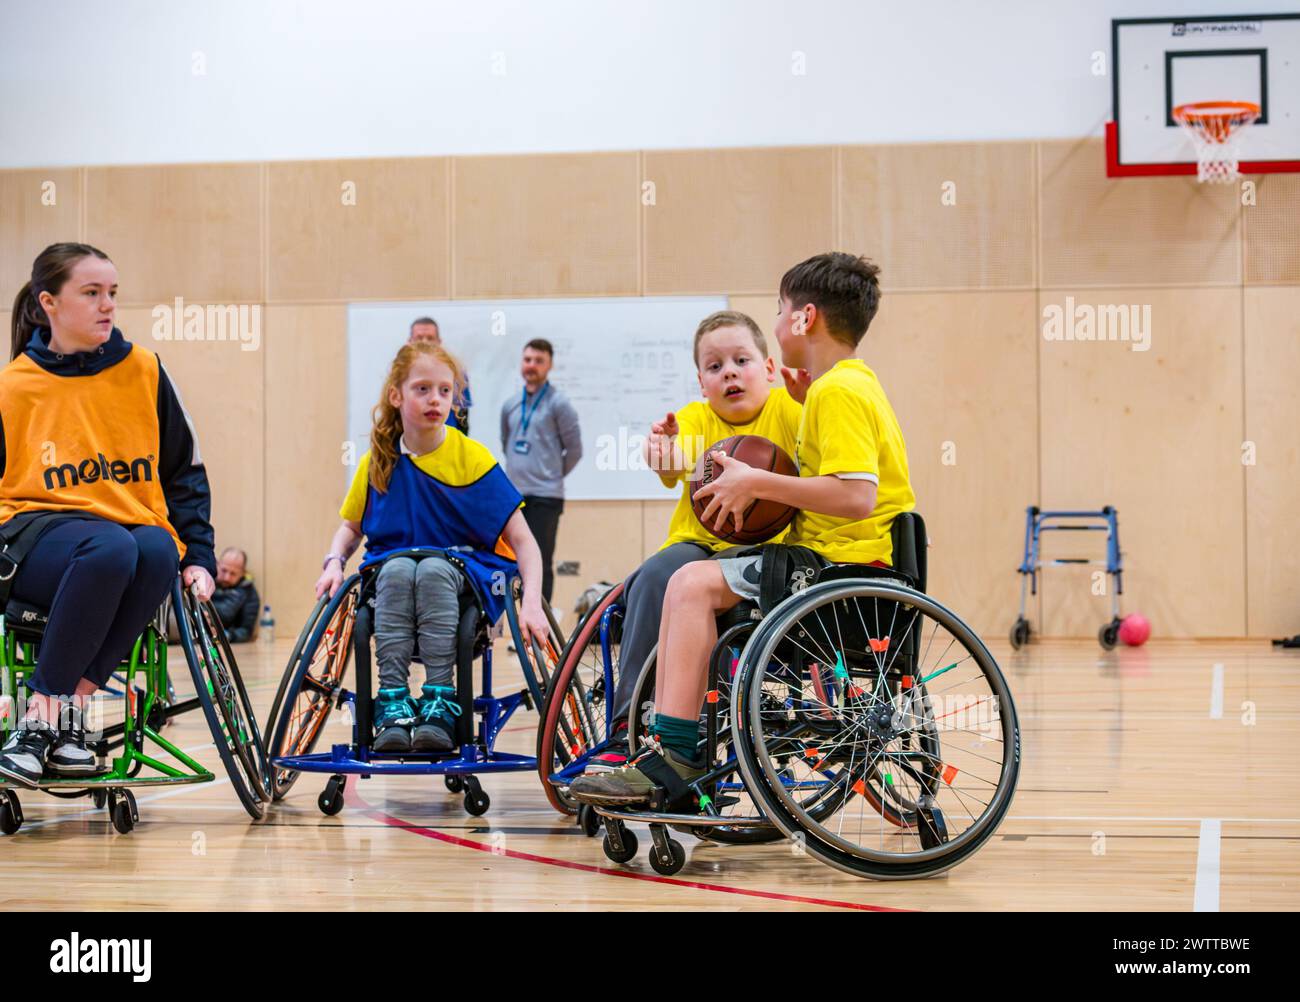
[513,440,531,455]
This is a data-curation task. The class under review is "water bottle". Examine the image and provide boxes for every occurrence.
[259,604,275,647]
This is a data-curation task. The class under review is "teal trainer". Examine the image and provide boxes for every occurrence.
[373,688,418,752]
[413,684,460,752]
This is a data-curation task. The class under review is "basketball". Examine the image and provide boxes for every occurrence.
[689,435,798,545]
[1119,613,1151,647]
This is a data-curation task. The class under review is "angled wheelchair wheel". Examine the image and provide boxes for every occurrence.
[732,580,1021,880]
[263,594,329,768]
[175,583,270,820]
[626,625,840,847]
[267,578,359,800]
[537,582,624,815]
[504,576,563,714]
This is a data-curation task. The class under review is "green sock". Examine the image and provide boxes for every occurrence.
[651,713,700,762]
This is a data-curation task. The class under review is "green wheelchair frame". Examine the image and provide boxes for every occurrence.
[0,579,270,835]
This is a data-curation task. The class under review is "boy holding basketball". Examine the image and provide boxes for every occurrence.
[571,252,914,803]
[580,310,802,773]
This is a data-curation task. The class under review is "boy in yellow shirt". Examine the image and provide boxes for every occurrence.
[581,310,801,773]
[571,252,915,803]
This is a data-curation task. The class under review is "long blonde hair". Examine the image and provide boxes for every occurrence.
[369,341,466,493]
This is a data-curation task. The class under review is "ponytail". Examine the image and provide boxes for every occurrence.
[9,242,113,360]
[10,282,45,360]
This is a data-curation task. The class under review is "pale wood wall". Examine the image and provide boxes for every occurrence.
[2,140,1295,639]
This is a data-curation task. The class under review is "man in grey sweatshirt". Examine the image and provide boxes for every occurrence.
[500,338,583,603]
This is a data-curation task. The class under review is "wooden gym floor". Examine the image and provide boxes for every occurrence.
[1,635,1296,912]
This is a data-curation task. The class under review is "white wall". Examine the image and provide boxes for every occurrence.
[1,0,1289,168]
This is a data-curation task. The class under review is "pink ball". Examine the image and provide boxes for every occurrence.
[1119,613,1150,646]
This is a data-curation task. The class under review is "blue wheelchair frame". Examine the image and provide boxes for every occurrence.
[545,594,624,791]
[271,549,551,816]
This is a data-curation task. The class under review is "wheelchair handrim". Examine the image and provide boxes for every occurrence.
[732,580,1021,876]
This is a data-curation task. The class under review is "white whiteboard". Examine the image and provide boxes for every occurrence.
[347,297,727,501]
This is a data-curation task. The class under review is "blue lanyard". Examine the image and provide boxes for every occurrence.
[518,383,549,437]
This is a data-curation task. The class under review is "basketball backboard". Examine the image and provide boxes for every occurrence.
[1108,13,1300,176]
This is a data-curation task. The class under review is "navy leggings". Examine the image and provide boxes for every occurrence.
[12,518,179,696]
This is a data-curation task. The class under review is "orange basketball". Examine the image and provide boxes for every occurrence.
[689,435,799,545]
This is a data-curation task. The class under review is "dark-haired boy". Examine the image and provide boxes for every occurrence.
[570,252,916,804]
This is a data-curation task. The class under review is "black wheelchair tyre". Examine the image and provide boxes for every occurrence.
[503,577,558,713]
[732,580,1021,881]
[263,593,329,797]
[174,582,268,820]
[267,582,358,801]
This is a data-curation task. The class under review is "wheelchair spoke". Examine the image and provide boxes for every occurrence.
[733,579,1020,871]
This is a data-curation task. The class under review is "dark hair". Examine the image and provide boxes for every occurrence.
[10,242,113,360]
[524,338,554,359]
[779,252,882,348]
[692,310,767,367]
[410,316,438,331]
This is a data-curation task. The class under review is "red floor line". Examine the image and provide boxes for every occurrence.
[345,779,908,912]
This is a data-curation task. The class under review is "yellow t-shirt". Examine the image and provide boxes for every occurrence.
[787,359,915,565]
[658,386,803,552]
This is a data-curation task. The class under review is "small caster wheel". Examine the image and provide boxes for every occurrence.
[602,824,638,864]
[146,702,169,732]
[1010,617,1030,650]
[461,776,489,816]
[92,788,108,810]
[648,837,686,876]
[1099,620,1120,650]
[917,806,949,849]
[318,775,345,816]
[444,774,464,794]
[111,793,135,834]
[578,803,601,838]
[0,797,21,836]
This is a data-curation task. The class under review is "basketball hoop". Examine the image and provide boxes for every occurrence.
[1172,101,1261,183]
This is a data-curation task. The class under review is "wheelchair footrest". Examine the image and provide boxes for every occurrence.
[591,804,772,829]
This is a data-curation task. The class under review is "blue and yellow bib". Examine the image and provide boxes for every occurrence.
[340,429,524,621]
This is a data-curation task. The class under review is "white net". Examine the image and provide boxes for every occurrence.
[1173,102,1261,184]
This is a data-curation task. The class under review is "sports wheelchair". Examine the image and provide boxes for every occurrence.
[538,513,1021,880]
[0,579,271,835]
[265,549,564,818]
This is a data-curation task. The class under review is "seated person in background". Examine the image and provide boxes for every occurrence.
[409,317,471,433]
[212,547,260,643]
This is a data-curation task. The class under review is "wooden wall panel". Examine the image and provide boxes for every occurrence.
[453,153,639,298]
[115,305,265,594]
[840,143,1035,289]
[641,500,677,561]
[1243,173,1300,285]
[86,165,262,305]
[1038,288,1245,637]
[727,294,783,367]
[552,500,644,621]
[264,305,349,631]
[864,292,1040,638]
[644,147,833,295]
[0,169,83,307]
[1244,287,1300,637]
[1039,140,1240,288]
[268,159,448,303]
